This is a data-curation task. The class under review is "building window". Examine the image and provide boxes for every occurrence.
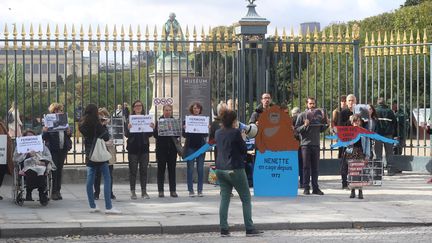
[42,64,48,74]
[59,64,65,73]
[51,64,56,74]
[25,64,31,74]
[51,82,56,88]
[42,82,47,88]
[33,64,39,74]
[33,82,39,88]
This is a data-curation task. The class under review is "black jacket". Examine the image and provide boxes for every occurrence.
[79,122,109,166]
[215,128,247,170]
[42,130,72,153]
[124,119,153,154]
[153,116,177,154]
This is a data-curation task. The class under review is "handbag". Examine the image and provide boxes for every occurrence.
[171,137,184,157]
[89,131,112,162]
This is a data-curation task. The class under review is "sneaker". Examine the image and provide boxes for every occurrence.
[246,229,263,237]
[39,192,49,206]
[303,189,310,195]
[142,192,150,199]
[105,207,122,214]
[220,229,230,237]
[312,189,324,195]
[111,194,116,200]
[94,193,99,200]
[170,192,178,198]
[51,192,60,201]
[358,190,363,199]
[197,191,203,197]
[90,206,101,213]
[159,192,165,198]
[189,191,195,197]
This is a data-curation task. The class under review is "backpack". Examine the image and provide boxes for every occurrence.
[7,111,14,123]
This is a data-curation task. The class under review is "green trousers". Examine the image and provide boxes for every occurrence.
[215,169,254,231]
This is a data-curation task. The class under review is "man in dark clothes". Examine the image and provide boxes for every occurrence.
[338,94,356,189]
[249,93,272,124]
[375,97,397,175]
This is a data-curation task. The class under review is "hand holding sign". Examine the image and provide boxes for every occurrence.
[129,115,153,133]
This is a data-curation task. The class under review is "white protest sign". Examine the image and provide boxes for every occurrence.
[43,114,57,128]
[129,115,153,133]
[16,135,44,154]
[185,115,209,134]
[0,135,7,165]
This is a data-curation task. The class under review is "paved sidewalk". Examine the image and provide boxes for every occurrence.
[0,174,431,238]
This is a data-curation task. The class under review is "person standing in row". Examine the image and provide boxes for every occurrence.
[215,109,262,237]
[42,103,72,201]
[339,94,356,189]
[0,121,13,200]
[375,98,397,175]
[93,108,117,200]
[183,102,207,197]
[124,100,153,199]
[79,104,121,214]
[154,104,178,198]
[295,97,327,196]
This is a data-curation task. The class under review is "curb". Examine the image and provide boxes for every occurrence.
[2,221,432,238]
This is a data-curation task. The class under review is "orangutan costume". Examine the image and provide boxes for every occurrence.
[255,105,299,153]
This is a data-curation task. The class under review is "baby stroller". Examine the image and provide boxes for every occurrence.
[12,149,54,207]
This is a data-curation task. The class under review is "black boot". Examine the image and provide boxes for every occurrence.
[26,189,34,201]
[39,191,49,206]
[358,189,363,199]
[350,189,355,198]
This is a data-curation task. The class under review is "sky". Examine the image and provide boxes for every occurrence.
[1,0,405,38]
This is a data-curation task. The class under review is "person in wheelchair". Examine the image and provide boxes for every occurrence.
[13,130,56,206]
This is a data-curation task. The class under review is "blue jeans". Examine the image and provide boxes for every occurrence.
[86,163,112,210]
[186,148,204,193]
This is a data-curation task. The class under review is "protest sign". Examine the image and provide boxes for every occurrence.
[108,117,124,145]
[185,115,209,134]
[180,77,211,120]
[253,150,298,196]
[44,113,69,131]
[158,118,182,136]
[129,115,153,133]
[0,135,7,165]
[16,135,43,154]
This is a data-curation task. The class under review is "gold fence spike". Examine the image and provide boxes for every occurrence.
[200,26,206,52]
[29,24,34,51]
[423,28,428,54]
[298,28,303,53]
[177,26,183,53]
[38,24,43,51]
[364,33,370,57]
[4,24,9,50]
[305,26,311,53]
[88,25,93,52]
[113,25,118,51]
[168,23,174,52]
[120,25,125,51]
[105,25,110,51]
[80,24,85,51]
[370,32,375,56]
[320,30,326,53]
[208,26,214,52]
[224,27,229,52]
[13,24,18,50]
[21,24,26,51]
[231,28,236,52]
[282,27,287,53]
[193,25,198,52]
[336,26,342,53]
[415,29,421,54]
[352,23,360,40]
[137,25,142,52]
[409,29,414,55]
[313,26,318,53]
[389,31,395,55]
[273,27,279,52]
[377,32,382,56]
[152,25,158,53]
[216,27,221,52]
[129,25,134,52]
[344,25,350,53]
[402,30,407,55]
[396,30,401,55]
[328,26,334,53]
[54,24,59,51]
[63,24,68,51]
[290,26,295,53]
[46,24,51,51]
[96,25,101,51]
[383,32,388,56]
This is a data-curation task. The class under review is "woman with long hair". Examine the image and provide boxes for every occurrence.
[79,104,121,214]
[124,100,153,199]
[7,102,23,138]
[183,102,208,197]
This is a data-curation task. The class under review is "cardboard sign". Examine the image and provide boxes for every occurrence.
[129,115,153,133]
[16,135,43,154]
[185,115,209,134]
[253,150,299,197]
[0,135,7,165]
[335,126,374,142]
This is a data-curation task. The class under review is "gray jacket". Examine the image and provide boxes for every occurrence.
[295,110,328,146]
